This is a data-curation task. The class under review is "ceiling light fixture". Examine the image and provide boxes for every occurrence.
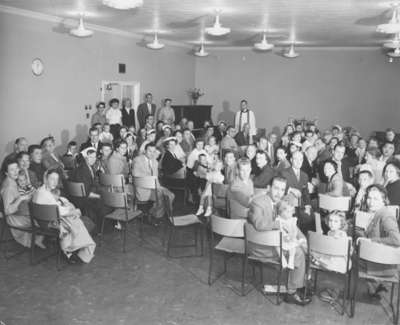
[102,0,143,10]
[384,33,400,48]
[205,10,230,36]
[70,13,93,38]
[194,43,209,57]
[254,31,274,51]
[376,3,400,34]
[283,43,300,58]
[388,47,400,57]
[146,32,165,50]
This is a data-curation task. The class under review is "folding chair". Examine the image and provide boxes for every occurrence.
[351,238,400,324]
[307,231,352,315]
[29,202,63,270]
[319,194,351,212]
[65,180,87,212]
[244,223,285,304]
[164,195,203,258]
[99,174,126,192]
[211,183,228,216]
[133,176,158,217]
[208,215,247,295]
[100,191,143,253]
[163,168,187,205]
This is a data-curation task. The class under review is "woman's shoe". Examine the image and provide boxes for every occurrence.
[195,206,204,216]
[204,206,213,217]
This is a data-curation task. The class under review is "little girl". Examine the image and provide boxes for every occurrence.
[16,170,36,216]
[195,154,224,217]
[99,123,114,144]
[275,194,307,269]
[311,211,351,273]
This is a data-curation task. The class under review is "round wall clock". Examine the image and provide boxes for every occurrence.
[31,58,44,76]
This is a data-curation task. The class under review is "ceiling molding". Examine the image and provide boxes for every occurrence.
[0,4,191,49]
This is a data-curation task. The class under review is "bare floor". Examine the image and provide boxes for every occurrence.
[0,216,394,325]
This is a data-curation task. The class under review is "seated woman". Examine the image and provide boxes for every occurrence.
[274,146,291,173]
[41,136,68,180]
[32,169,96,263]
[364,147,385,185]
[1,160,45,249]
[319,159,350,197]
[358,184,400,287]
[383,160,400,206]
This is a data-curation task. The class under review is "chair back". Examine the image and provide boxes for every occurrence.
[387,205,400,220]
[228,198,249,219]
[133,176,157,190]
[65,181,86,197]
[354,210,374,230]
[210,215,245,238]
[318,194,351,212]
[99,174,125,191]
[358,238,400,265]
[244,223,281,247]
[29,202,59,228]
[308,231,351,256]
[101,191,128,209]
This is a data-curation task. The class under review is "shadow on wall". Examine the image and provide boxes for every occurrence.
[217,100,235,126]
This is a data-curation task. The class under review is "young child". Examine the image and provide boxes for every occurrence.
[195,155,224,217]
[275,194,306,269]
[311,211,351,273]
[193,153,209,194]
[99,123,114,144]
[16,170,35,216]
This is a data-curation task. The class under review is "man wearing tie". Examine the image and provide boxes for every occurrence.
[80,127,103,157]
[133,142,175,224]
[137,93,156,130]
[234,100,256,140]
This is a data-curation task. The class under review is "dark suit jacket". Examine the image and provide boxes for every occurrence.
[280,167,311,207]
[70,162,98,198]
[161,150,184,176]
[301,155,318,180]
[121,108,136,128]
[137,102,156,129]
[253,164,275,189]
[79,140,103,157]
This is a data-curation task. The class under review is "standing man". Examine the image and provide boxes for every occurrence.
[234,100,256,140]
[137,93,156,130]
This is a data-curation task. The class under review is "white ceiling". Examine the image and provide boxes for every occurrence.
[0,0,396,47]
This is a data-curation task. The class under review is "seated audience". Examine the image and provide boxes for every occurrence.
[353,169,374,211]
[41,136,67,180]
[181,128,195,155]
[33,169,96,264]
[245,144,258,175]
[94,142,113,176]
[274,146,291,173]
[107,139,129,180]
[140,129,156,154]
[161,137,185,176]
[16,151,38,188]
[234,122,252,147]
[220,126,239,154]
[1,137,29,182]
[222,151,237,185]
[364,147,385,185]
[320,159,350,197]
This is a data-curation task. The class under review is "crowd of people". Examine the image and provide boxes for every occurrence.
[1,93,400,307]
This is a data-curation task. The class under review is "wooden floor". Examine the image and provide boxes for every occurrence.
[0,202,395,325]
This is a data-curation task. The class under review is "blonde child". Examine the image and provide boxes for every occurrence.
[275,194,306,269]
[195,154,224,217]
[311,211,351,273]
[99,123,114,144]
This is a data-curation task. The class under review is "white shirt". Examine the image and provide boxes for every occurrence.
[106,108,122,125]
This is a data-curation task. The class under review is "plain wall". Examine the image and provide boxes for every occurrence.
[194,48,400,137]
[0,12,195,160]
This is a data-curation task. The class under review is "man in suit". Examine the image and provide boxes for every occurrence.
[247,176,311,306]
[301,145,318,181]
[331,142,352,183]
[227,158,254,218]
[80,127,103,157]
[281,151,314,234]
[253,150,275,189]
[70,149,110,231]
[133,142,174,224]
[137,93,156,130]
[121,98,137,129]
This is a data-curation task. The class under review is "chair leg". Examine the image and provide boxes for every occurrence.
[242,256,248,296]
[350,272,358,318]
[167,226,173,257]
[199,225,204,257]
[56,240,62,271]
[277,267,282,305]
[342,274,348,316]
[30,231,36,265]
[122,221,127,253]
[223,254,228,273]
[395,282,400,325]
[194,225,198,255]
[0,221,6,258]
[314,269,318,293]
[208,247,214,286]
[99,217,106,247]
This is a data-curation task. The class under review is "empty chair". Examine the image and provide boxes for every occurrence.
[319,194,351,212]
[208,215,246,295]
[100,191,143,253]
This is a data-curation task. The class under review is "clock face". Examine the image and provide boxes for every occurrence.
[31,58,44,76]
